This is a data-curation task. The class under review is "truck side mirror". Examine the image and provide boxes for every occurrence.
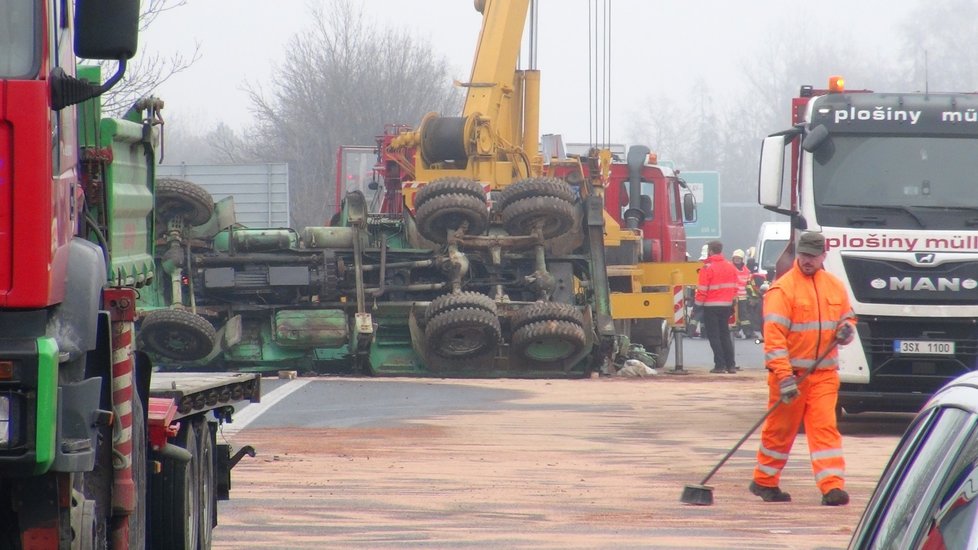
[682,192,697,223]
[75,0,140,61]
[758,135,787,208]
[802,125,829,153]
[54,0,140,110]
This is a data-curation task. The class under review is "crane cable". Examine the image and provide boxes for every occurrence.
[588,0,612,151]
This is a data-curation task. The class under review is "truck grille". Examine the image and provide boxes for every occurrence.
[843,257,978,305]
[856,317,978,395]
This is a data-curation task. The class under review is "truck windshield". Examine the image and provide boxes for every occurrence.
[0,0,38,78]
[812,135,978,229]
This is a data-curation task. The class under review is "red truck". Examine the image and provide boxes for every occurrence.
[0,2,259,548]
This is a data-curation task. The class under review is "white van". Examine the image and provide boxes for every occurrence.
[753,221,790,279]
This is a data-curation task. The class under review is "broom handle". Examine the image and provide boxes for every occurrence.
[697,339,839,486]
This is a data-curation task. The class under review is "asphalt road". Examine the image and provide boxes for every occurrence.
[209,337,910,549]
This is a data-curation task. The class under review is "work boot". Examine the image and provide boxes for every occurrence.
[749,481,791,502]
[726,367,738,374]
[821,489,849,506]
[710,368,727,374]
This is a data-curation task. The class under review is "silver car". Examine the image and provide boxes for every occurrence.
[849,371,978,549]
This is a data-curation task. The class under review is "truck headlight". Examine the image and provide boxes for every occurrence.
[0,392,22,449]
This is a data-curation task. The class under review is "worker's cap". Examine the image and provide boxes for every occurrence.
[796,232,826,256]
[732,249,745,259]
[698,244,708,260]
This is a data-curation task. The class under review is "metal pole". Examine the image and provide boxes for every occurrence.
[667,272,690,375]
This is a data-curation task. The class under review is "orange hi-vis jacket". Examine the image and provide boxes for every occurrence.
[763,261,856,381]
[694,254,739,307]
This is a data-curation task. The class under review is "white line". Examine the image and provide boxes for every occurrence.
[221,379,311,437]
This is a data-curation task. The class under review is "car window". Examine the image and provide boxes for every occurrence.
[865,408,975,549]
[918,428,978,550]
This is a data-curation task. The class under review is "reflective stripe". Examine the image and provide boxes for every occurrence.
[811,448,845,460]
[789,321,822,332]
[814,468,845,482]
[765,314,791,327]
[757,463,781,476]
[759,445,791,461]
[765,349,789,362]
[702,300,734,306]
[790,357,838,369]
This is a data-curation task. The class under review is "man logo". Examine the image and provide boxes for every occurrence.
[915,253,936,264]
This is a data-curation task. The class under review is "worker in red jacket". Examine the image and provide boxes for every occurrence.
[694,240,739,374]
[750,231,856,506]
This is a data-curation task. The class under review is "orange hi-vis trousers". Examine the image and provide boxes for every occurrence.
[753,368,845,494]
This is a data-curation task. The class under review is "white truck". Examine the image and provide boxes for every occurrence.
[757,76,978,414]
[753,221,790,280]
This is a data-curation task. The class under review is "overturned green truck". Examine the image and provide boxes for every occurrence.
[138,176,651,377]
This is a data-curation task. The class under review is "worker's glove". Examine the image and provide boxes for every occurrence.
[836,323,854,344]
[778,376,799,404]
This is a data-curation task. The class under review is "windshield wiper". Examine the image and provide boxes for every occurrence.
[905,205,978,226]
[906,205,978,211]
[822,204,925,228]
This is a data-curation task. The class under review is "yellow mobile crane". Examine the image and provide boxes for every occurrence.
[376,0,699,374]
[377,0,700,372]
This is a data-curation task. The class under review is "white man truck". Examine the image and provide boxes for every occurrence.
[758,76,978,414]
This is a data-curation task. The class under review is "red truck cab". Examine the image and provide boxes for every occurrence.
[602,149,695,262]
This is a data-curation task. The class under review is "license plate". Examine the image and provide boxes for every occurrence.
[893,340,955,355]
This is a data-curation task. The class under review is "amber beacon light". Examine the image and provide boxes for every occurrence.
[828,75,846,93]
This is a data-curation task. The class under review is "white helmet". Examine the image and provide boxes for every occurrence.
[732,249,745,259]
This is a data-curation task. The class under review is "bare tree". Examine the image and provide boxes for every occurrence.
[899,0,978,92]
[95,0,201,116]
[238,0,462,229]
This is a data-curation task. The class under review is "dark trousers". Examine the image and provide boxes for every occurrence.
[736,299,755,337]
[703,305,735,370]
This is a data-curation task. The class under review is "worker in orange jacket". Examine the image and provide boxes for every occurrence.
[694,240,739,374]
[750,231,856,506]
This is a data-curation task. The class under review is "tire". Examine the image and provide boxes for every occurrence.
[156,178,215,227]
[425,291,497,324]
[424,307,500,359]
[512,320,587,363]
[414,177,486,209]
[495,177,576,212]
[139,308,216,362]
[195,419,215,549]
[415,193,489,243]
[510,302,584,332]
[631,319,671,370]
[501,196,576,239]
[150,422,200,550]
[130,393,148,549]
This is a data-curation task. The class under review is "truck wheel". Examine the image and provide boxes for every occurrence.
[415,193,489,243]
[139,308,216,362]
[510,302,583,332]
[129,392,148,549]
[156,178,215,228]
[494,177,576,212]
[414,177,486,209]
[512,320,587,363]
[501,196,575,239]
[195,419,215,549]
[631,319,671,370]
[425,291,497,324]
[150,422,200,550]
[424,307,500,359]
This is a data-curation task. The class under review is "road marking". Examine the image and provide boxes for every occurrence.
[221,379,311,437]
